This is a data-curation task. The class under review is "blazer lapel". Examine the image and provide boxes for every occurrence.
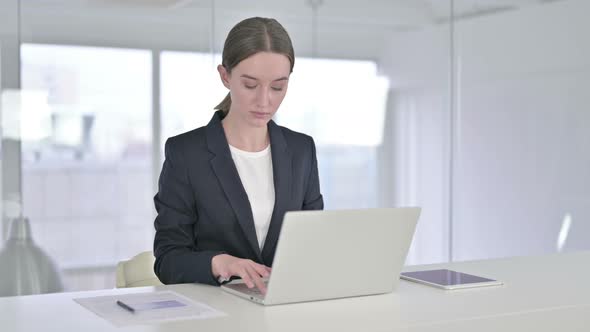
[206,112,262,261]
[262,120,292,264]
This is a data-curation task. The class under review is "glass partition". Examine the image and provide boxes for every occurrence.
[452,0,590,260]
[5,0,585,295]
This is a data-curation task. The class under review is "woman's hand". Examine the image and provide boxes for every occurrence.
[211,254,272,294]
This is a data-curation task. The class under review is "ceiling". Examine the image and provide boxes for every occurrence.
[15,0,565,59]
[21,0,558,29]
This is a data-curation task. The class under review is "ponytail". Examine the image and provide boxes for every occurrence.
[214,92,231,115]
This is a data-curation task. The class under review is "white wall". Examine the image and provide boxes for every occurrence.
[379,26,452,264]
[380,0,590,263]
[453,0,590,260]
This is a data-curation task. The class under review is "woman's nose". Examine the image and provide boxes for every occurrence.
[256,86,271,107]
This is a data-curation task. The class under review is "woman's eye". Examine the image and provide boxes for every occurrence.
[271,87,283,91]
[245,85,257,89]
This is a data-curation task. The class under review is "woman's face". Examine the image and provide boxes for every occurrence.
[218,52,291,128]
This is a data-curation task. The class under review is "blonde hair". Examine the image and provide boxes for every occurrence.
[214,17,295,115]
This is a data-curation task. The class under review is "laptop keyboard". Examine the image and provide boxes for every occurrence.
[227,281,268,296]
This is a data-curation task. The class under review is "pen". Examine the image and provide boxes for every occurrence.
[116,300,135,313]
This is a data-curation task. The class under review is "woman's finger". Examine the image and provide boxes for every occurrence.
[251,262,271,278]
[237,267,255,288]
[245,265,267,294]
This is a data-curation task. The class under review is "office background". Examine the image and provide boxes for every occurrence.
[0,0,588,294]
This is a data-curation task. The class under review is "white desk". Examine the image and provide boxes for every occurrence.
[1,251,589,331]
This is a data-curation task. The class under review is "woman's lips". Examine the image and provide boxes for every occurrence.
[251,111,270,118]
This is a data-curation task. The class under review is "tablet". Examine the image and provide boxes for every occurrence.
[400,269,503,290]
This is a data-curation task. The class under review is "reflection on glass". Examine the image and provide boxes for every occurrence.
[557,213,572,252]
[20,44,153,291]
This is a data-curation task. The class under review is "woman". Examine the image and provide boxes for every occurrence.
[153,17,324,294]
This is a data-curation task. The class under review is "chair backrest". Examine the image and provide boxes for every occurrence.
[116,251,163,288]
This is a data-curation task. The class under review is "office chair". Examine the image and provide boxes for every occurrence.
[116,251,163,288]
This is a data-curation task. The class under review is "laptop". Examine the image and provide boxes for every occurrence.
[221,207,420,305]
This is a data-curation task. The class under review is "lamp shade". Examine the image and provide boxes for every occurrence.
[0,217,63,297]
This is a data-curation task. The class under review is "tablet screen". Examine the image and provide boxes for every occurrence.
[401,269,496,286]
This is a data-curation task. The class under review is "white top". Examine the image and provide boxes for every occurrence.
[229,144,275,250]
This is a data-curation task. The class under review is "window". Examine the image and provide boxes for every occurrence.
[20,44,153,290]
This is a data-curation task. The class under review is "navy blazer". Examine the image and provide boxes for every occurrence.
[153,111,324,285]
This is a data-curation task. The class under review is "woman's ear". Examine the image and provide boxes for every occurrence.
[217,65,231,89]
